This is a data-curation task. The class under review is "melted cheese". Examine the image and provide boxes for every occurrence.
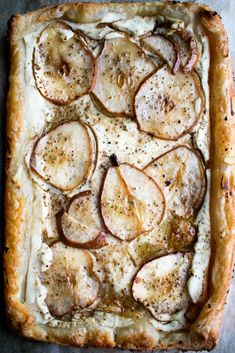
[40,243,52,272]
[19,14,211,334]
[187,170,211,303]
[110,16,157,37]
[93,312,134,328]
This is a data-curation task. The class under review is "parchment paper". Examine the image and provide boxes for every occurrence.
[0,1,234,352]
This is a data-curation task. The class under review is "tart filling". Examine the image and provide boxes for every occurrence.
[23,13,211,334]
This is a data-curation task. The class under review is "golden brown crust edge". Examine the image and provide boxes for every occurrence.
[4,32,34,334]
[4,2,235,350]
[191,9,235,344]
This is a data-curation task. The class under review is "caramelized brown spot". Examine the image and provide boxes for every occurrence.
[161,96,175,114]
[168,220,196,250]
[58,62,70,76]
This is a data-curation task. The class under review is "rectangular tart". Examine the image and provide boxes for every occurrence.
[4,1,235,350]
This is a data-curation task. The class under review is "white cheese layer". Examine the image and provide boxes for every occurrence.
[187,170,211,303]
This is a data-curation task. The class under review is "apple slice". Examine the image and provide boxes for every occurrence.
[141,34,181,75]
[144,146,206,218]
[92,37,156,117]
[58,190,107,249]
[132,252,192,319]
[30,121,93,191]
[33,21,96,105]
[135,66,204,140]
[100,163,165,241]
[41,242,99,317]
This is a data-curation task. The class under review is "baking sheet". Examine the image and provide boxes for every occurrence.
[0,0,234,352]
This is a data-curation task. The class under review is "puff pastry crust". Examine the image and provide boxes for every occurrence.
[4,1,235,350]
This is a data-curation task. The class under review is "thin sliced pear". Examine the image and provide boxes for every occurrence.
[30,121,93,191]
[76,30,102,57]
[33,21,96,105]
[98,16,157,37]
[94,244,137,298]
[100,163,165,241]
[92,37,156,117]
[144,51,164,69]
[144,146,206,218]
[141,34,181,74]
[135,66,204,140]
[59,191,106,249]
[132,252,192,318]
[86,125,98,180]
[171,29,199,73]
[41,242,99,316]
[42,192,66,242]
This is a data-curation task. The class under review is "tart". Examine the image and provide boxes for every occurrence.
[4,2,235,350]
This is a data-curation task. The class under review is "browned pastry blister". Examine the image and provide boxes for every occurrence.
[4,2,235,350]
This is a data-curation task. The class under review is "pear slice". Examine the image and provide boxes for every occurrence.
[81,124,98,182]
[100,163,165,241]
[144,146,206,218]
[92,37,156,117]
[94,244,137,298]
[41,242,99,317]
[33,21,96,105]
[76,30,102,57]
[58,190,106,249]
[30,121,93,191]
[170,29,199,73]
[141,34,181,74]
[134,66,204,140]
[132,252,192,319]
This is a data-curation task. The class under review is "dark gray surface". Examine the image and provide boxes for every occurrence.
[0,1,234,352]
